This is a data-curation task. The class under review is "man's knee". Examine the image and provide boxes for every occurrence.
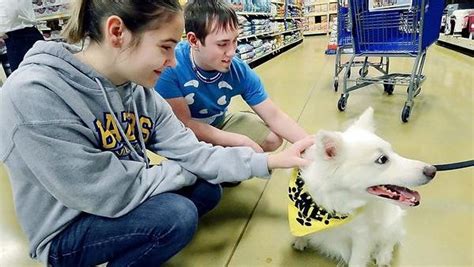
[261,132,283,152]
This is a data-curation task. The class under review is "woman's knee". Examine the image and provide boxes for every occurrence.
[196,180,222,206]
[145,194,199,243]
[183,179,222,217]
[261,132,283,152]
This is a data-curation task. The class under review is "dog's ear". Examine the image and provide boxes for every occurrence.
[315,130,343,160]
[350,107,375,132]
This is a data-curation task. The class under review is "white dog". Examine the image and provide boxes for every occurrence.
[290,107,436,267]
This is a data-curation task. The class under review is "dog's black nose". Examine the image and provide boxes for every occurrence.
[423,165,436,179]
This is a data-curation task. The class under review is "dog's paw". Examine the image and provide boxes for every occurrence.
[375,251,392,267]
[292,237,308,251]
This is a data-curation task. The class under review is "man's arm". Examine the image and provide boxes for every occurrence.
[166,97,263,152]
[251,98,309,143]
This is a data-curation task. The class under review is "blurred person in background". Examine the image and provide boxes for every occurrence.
[0,0,44,73]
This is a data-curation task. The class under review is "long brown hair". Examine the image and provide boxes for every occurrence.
[62,0,182,44]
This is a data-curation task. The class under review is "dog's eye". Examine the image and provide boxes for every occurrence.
[376,155,389,164]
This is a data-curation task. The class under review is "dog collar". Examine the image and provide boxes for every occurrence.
[288,168,353,236]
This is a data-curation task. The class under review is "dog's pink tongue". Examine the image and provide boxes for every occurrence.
[367,185,420,206]
[398,187,421,206]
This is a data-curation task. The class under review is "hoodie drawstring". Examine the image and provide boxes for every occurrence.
[95,78,149,168]
[131,87,149,168]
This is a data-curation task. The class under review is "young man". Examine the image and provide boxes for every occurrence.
[155,0,308,154]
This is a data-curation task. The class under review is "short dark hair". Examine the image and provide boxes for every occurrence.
[184,0,239,44]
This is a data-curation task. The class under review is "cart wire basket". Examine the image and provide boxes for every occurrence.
[337,0,444,122]
[334,0,388,92]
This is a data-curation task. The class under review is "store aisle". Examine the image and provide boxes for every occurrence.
[0,36,472,266]
[229,36,473,267]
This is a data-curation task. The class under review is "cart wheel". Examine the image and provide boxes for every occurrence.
[384,84,394,95]
[359,68,368,77]
[401,105,411,123]
[337,95,347,111]
[345,69,351,78]
[334,79,339,92]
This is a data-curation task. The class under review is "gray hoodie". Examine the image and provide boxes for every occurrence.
[0,41,270,263]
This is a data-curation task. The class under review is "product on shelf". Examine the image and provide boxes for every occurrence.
[33,0,70,19]
[232,0,304,65]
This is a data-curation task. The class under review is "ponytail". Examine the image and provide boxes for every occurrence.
[61,0,89,44]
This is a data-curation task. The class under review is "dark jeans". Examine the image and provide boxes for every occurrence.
[4,26,44,72]
[47,179,222,267]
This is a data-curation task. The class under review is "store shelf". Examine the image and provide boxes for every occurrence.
[36,13,70,21]
[305,11,337,16]
[272,16,303,20]
[437,34,474,52]
[303,0,337,35]
[237,12,271,16]
[305,12,328,17]
[272,28,302,35]
[44,36,66,42]
[304,3,325,7]
[238,28,302,41]
[248,37,303,65]
[236,1,304,66]
[303,30,327,35]
[238,31,276,41]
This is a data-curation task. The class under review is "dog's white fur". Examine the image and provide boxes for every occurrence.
[292,107,435,267]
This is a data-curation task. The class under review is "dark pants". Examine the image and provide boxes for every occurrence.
[48,179,222,267]
[4,26,44,72]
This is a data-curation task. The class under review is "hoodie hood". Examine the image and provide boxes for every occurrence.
[21,40,119,91]
[8,40,148,164]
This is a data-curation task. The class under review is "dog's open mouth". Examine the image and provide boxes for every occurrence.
[367,185,420,206]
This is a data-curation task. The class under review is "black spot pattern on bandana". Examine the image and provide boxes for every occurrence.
[289,170,348,227]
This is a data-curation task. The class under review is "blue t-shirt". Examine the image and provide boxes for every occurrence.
[155,41,267,126]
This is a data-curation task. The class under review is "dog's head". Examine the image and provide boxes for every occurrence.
[302,107,436,211]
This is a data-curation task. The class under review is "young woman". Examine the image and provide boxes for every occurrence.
[0,0,313,266]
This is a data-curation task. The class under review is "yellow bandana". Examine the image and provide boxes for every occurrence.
[288,168,353,237]
[147,150,167,165]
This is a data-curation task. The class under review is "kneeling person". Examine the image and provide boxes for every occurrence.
[155,0,308,154]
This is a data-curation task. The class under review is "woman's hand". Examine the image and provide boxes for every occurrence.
[267,135,314,169]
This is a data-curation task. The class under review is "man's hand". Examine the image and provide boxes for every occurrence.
[267,135,314,169]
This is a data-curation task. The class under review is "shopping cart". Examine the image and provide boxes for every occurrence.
[337,0,444,122]
[333,0,388,92]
